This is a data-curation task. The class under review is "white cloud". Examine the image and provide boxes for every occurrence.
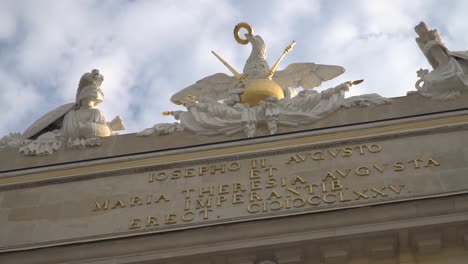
[0,0,467,137]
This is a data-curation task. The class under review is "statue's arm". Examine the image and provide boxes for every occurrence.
[78,109,112,137]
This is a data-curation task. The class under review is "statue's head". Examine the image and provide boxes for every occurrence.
[76,69,104,107]
[245,34,267,59]
[414,22,429,37]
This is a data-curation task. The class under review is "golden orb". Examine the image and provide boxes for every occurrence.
[240,79,285,106]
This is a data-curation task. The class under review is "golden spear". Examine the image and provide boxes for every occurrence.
[268,40,297,79]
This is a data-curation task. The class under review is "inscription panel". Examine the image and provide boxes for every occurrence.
[0,129,467,251]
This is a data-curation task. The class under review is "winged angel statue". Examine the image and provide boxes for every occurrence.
[139,23,389,138]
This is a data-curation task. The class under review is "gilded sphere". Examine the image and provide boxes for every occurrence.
[240,79,285,106]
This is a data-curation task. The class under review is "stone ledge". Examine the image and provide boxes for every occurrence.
[1,93,467,173]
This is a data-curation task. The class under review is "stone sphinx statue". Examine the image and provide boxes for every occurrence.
[17,69,125,155]
[411,22,468,100]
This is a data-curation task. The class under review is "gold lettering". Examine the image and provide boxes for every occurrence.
[146,216,159,227]
[394,162,405,171]
[306,184,318,194]
[308,196,321,205]
[146,194,152,204]
[323,171,337,181]
[368,144,382,153]
[233,183,246,192]
[218,184,230,194]
[182,212,195,222]
[343,147,353,156]
[266,178,277,188]
[327,148,342,158]
[354,190,369,200]
[248,203,260,213]
[148,173,154,182]
[198,166,209,176]
[371,187,387,198]
[281,177,287,186]
[339,192,352,202]
[286,187,300,197]
[131,196,143,207]
[210,164,226,174]
[321,182,327,192]
[336,168,351,177]
[355,166,370,176]
[182,189,195,199]
[184,200,190,211]
[297,154,309,162]
[228,162,241,171]
[286,155,302,164]
[292,197,306,208]
[425,158,440,167]
[196,198,212,209]
[185,168,195,177]
[331,180,343,191]
[93,200,109,211]
[323,193,336,204]
[270,200,283,210]
[251,180,262,191]
[250,192,263,202]
[409,159,423,168]
[312,152,324,160]
[171,170,182,179]
[165,214,177,224]
[199,209,213,220]
[129,218,141,229]
[199,186,214,197]
[233,194,244,204]
[265,167,278,177]
[155,194,170,203]
[112,200,126,209]
[267,190,282,200]
[252,159,267,168]
[155,172,167,181]
[389,184,405,194]
[217,196,227,206]
[355,145,367,155]
[291,175,306,185]
[250,169,261,179]
[373,164,388,173]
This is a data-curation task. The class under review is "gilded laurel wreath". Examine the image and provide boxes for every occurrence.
[233,22,254,45]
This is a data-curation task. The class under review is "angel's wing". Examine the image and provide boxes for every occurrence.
[170,73,238,104]
[273,63,345,90]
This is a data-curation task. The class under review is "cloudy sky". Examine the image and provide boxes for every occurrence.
[0,0,467,137]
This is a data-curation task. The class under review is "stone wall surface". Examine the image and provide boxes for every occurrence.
[0,93,467,264]
[0,121,467,251]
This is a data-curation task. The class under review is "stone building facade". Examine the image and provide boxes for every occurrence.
[1,92,468,264]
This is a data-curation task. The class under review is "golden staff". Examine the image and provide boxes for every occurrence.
[346,79,364,86]
[162,111,174,116]
[211,51,245,81]
[268,40,297,79]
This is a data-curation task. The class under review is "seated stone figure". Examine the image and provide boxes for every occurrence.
[63,69,114,138]
[412,22,468,100]
[20,69,124,155]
